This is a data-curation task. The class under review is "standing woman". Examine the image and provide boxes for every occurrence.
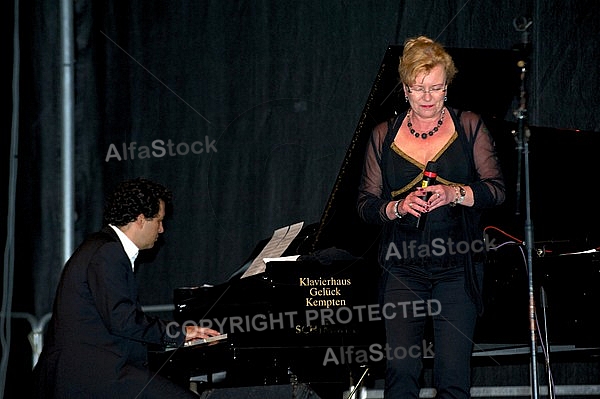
[357,36,506,398]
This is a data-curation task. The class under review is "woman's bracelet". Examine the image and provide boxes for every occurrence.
[450,185,466,207]
[393,200,403,219]
[450,186,459,206]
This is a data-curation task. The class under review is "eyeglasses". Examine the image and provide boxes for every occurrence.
[406,84,447,95]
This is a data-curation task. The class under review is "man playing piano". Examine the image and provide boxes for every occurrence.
[32,177,221,398]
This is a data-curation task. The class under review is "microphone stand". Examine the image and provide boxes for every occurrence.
[540,287,555,398]
[512,16,539,399]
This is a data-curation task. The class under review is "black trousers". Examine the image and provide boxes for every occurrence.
[381,262,478,399]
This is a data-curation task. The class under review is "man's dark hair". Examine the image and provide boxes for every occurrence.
[103,177,173,227]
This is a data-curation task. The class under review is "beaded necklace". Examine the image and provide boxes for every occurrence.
[406,108,445,139]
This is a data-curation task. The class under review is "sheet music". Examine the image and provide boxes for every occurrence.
[241,221,304,278]
[263,255,301,263]
[559,248,598,256]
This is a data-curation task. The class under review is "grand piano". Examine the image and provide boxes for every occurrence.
[148,45,600,397]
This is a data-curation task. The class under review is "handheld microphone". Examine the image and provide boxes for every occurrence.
[415,161,438,230]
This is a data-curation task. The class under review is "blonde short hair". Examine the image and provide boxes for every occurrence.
[398,36,457,86]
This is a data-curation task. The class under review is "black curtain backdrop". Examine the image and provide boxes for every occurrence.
[5,0,600,395]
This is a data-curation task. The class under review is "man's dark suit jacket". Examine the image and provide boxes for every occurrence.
[32,226,197,398]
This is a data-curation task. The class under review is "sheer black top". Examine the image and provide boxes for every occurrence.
[357,107,506,312]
